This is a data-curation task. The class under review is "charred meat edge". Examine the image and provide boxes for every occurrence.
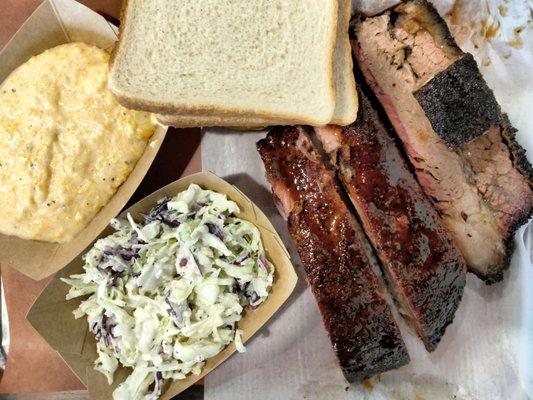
[352,0,533,283]
[257,126,409,381]
[316,88,466,351]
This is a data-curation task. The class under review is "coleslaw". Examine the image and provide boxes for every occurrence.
[62,184,274,399]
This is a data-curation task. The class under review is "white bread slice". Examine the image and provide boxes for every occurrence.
[156,0,357,128]
[109,0,338,126]
[330,0,358,125]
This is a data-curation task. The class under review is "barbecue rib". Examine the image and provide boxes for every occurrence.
[257,126,409,381]
[353,0,533,283]
[316,88,466,351]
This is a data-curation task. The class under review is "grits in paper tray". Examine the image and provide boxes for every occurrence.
[0,42,157,242]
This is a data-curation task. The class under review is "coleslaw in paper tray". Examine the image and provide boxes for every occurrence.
[62,184,274,399]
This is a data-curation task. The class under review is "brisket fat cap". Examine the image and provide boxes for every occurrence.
[257,126,409,381]
[352,0,533,283]
[316,88,466,352]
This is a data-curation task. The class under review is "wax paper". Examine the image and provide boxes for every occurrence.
[201,1,533,399]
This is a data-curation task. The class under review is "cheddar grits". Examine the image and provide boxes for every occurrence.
[0,43,157,242]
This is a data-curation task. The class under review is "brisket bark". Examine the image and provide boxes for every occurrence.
[316,88,466,351]
[386,0,502,147]
[414,54,502,147]
[257,126,409,381]
[353,0,533,283]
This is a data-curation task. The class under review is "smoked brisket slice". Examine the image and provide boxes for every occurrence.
[390,0,502,148]
[460,122,533,238]
[316,88,466,351]
[257,126,409,381]
[353,0,533,283]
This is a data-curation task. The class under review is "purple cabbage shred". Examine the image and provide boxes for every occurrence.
[119,249,135,262]
[236,279,248,292]
[229,280,239,293]
[143,198,180,227]
[147,371,164,400]
[129,233,146,245]
[92,313,117,347]
[165,297,189,326]
[192,203,204,212]
[234,252,250,265]
[259,253,270,273]
[207,223,224,241]
[97,245,138,276]
[244,289,260,305]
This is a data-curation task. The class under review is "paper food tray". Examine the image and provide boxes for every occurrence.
[27,171,298,400]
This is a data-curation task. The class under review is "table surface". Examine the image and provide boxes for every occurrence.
[0,0,203,398]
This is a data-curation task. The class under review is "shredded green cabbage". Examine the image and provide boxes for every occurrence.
[62,184,274,400]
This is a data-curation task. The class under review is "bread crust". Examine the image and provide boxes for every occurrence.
[108,0,129,77]
[108,0,339,126]
[157,115,283,128]
[330,0,358,126]
[156,115,330,128]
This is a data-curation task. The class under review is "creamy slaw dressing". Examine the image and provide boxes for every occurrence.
[63,184,274,399]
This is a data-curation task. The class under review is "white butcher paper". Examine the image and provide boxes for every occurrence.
[202,1,533,398]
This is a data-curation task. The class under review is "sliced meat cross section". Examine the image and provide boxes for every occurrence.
[257,126,409,381]
[316,88,466,351]
[353,0,533,283]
